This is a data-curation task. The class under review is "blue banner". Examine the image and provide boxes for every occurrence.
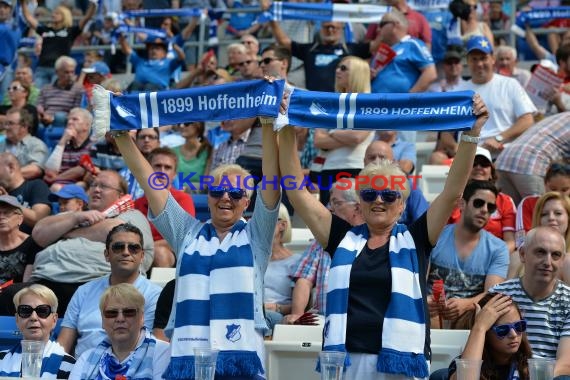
[281,89,476,131]
[259,2,390,23]
[121,8,202,19]
[516,7,570,28]
[93,80,285,138]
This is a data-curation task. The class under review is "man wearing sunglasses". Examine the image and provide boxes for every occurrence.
[57,223,161,358]
[427,180,509,327]
[491,227,570,379]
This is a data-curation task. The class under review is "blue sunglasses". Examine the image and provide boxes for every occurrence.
[208,186,246,200]
[359,188,401,203]
[491,320,527,339]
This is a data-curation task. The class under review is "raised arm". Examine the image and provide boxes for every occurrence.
[119,35,133,57]
[268,21,292,50]
[278,126,331,246]
[113,132,169,217]
[259,118,280,209]
[427,95,488,246]
[20,0,39,30]
[78,1,98,31]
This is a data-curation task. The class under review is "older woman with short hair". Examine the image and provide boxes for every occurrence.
[276,95,489,379]
[113,115,280,379]
[69,283,170,380]
[0,284,75,378]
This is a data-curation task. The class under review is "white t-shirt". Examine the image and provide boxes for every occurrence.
[322,131,375,171]
[456,74,537,140]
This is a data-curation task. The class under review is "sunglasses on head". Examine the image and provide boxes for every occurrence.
[110,242,142,255]
[103,308,138,319]
[472,198,497,214]
[491,320,526,339]
[337,64,349,72]
[208,186,246,200]
[359,188,401,203]
[17,304,52,319]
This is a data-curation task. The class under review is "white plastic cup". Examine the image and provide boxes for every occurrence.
[21,340,44,378]
[528,358,555,380]
[455,358,483,380]
[319,351,346,380]
[194,348,219,380]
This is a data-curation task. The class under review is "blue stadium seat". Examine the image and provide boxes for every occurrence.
[0,317,63,351]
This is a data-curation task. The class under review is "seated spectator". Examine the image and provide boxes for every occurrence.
[79,61,111,110]
[49,184,88,213]
[0,170,154,316]
[495,45,532,88]
[119,35,185,92]
[152,278,175,342]
[134,148,195,267]
[176,49,219,89]
[43,108,93,188]
[1,67,39,107]
[0,195,43,284]
[428,45,467,93]
[0,152,51,234]
[485,0,510,45]
[0,284,75,378]
[428,180,509,328]
[237,54,263,80]
[448,293,532,380]
[509,192,570,283]
[69,284,170,380]
[515,161,570,247]
[172,122,212,191]
[58,223,161,358]
[448,147,516,253]
[264,204,299,333]
[89,132,125,172]
[0,108,48,180]
[241,34,260,56]
[283,180,364,323]
[36,56,83,129]
[210,118,251,172]
[363,141,428,226]
[491,227,570,377]
[225,43,247,77]
[376,131,415,175]
[120,128,160,200]
[0,80,39,136]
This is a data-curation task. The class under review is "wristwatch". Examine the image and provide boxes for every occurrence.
[460,134,480,144]
[495,135,504,143]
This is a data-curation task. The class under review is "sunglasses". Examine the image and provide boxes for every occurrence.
[110,242,142,255]
[359,188,401,203]
[208,186,246,200]
[337,64,349,72]
[491,320,526,339]
[260,57,278,65]
[379,20,395,28]
[103,308,138,319]
[8,86,25,92]
[17,304,53,319]
[473,159,492,168]
[239,60,256,67]
[472,198,497,214]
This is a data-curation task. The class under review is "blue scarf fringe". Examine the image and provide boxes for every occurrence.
[164,351,263,379]
[376,348,429,378]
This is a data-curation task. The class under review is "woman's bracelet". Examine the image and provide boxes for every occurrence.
[460,134,481,144]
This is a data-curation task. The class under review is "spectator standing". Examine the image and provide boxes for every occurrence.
[20,0,97,89]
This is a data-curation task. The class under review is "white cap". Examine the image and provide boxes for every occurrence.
[475,146,492,164]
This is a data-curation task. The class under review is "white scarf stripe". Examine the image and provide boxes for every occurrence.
[211,267,254,294]
[347,93,357,130]
[383,319,425,352]
[326,265,352,292]
[138,92,148,129]
[390,268,421,297]
[337,93,347,130]
[323,314,347,347]
[150,92,159,127]
[178,274,210,300]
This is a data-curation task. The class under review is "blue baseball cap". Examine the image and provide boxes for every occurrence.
[466,36,493,55]
[49,185,89,203]
[82,61,110,76]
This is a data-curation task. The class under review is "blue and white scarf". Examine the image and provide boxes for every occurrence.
[164,220,264,379]
[91,82,476,139]
[258,2,390,24]
[0,340,74,379]
[515,6,570,28]
[322,223,428,378]
[79,328,156,380]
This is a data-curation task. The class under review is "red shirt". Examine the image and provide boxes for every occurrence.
[366,8,432,45]
[515,195,539,248]
[448,192,516,239]
[134,188,196,241]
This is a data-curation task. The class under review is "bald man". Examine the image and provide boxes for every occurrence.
[363,141,428,226]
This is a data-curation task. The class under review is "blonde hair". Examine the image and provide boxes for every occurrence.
[99,283,145,313]
[278,203,292,243]
[532,192,570,248]
[209,164,254,199]
[335,56,371,93]
[13,284,58,312]
[55,5,73,28]
[359,160,410,201]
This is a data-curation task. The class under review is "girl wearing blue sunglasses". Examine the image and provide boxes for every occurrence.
[449,293,532,380]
